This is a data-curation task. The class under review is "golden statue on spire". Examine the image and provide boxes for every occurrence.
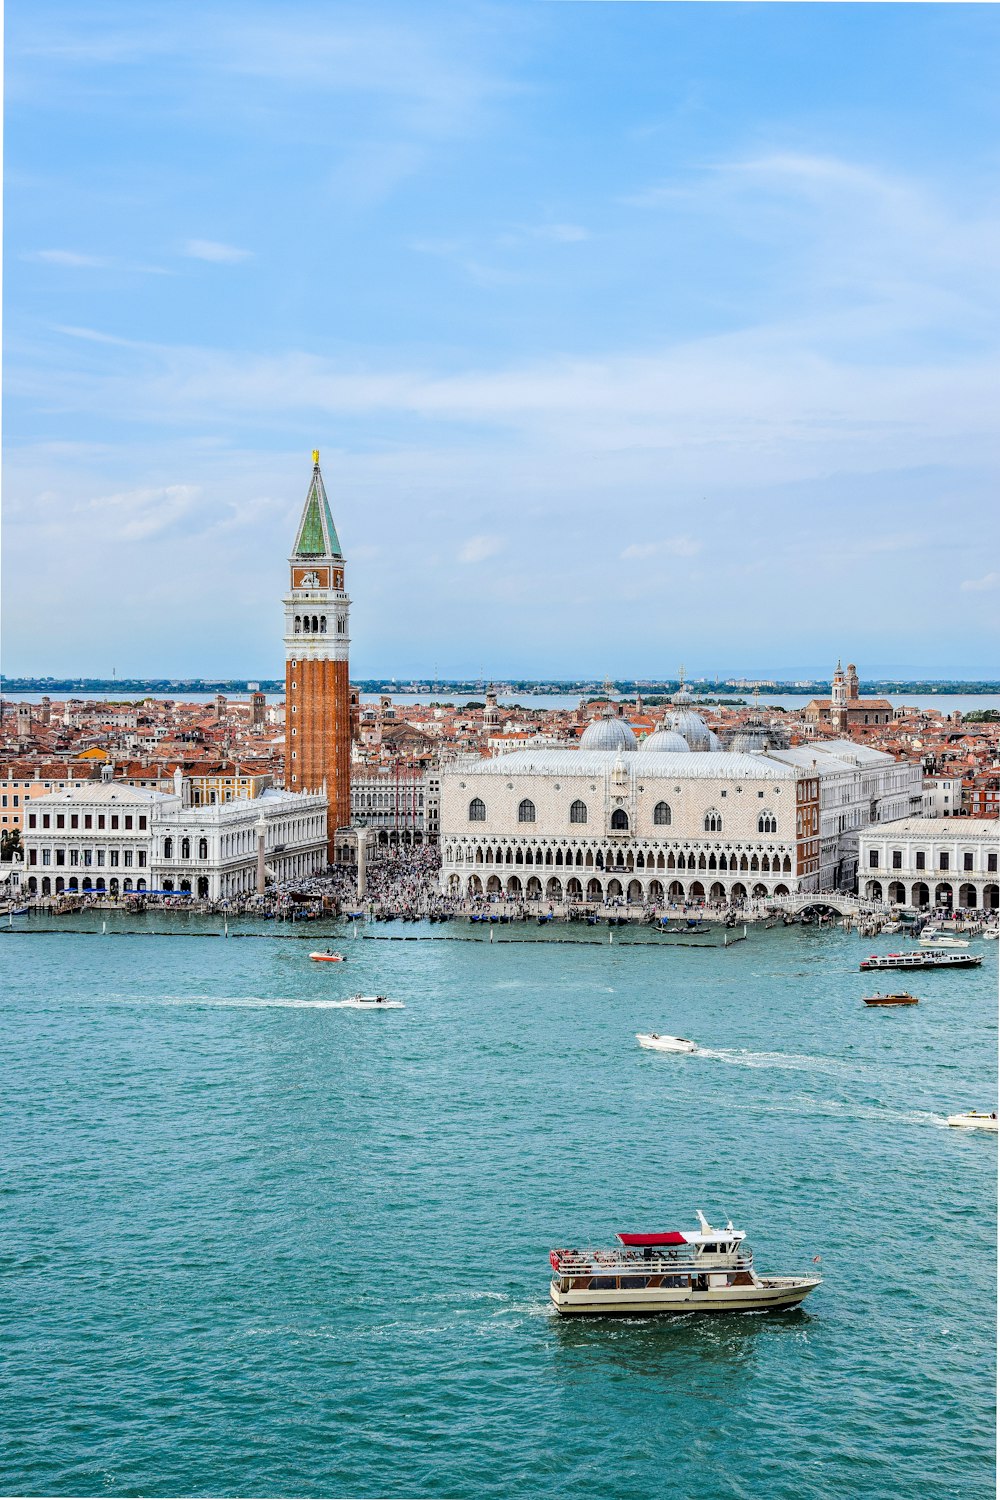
[312,449,320,465]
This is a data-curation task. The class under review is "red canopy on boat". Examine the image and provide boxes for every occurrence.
[616,1232,688,1246]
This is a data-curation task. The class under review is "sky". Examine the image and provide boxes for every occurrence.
[3,1,1000,680]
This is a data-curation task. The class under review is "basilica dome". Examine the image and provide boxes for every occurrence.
[641,725,691,753]
[667,708,715,752]
[580,711,638,751]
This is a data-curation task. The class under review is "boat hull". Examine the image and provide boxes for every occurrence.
[549,1276,820,1317]
[946,1114,998,1132]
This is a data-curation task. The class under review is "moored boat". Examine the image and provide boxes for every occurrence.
[919,934,969,948]
[946,1110,998,1131]
[636,1033,696,1053]
[549,1212,820,1317]
[859,951,982,971]
[863,992,919,1006]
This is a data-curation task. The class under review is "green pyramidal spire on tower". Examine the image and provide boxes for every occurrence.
[293,450,343,557]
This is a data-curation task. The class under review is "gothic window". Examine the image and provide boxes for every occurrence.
[757,812,777,834]
[704,809,723,833]
[570,799,588,824]
[518,799,536,823]
[611,809,629,831]
[653,801,671,826]
[468,798,486,822]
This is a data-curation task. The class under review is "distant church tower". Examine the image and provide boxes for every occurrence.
[831,658,848,732]
[283,451,351,860]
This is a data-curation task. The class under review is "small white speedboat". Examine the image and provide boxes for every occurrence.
[343,993,404,1009]
[946,1111,998,1131]
[919,935,969,949]
[637,1032,696,1054]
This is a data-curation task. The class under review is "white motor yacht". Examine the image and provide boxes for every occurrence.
[636,1033,696,1054]
[342,993,404,1009]
[946,1111,998,1132]
[549,1211,821,1317]
[919,934,969,948]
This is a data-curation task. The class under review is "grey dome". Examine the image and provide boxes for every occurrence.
[642,726,691,753]
[668,708,714,752]
[580,714,638,751]
[729,728,769,753]
[671,682,695,707]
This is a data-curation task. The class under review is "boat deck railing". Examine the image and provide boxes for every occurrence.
[552,1249,754,1276]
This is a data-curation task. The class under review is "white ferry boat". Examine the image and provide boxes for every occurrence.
[859,951,983,972]
[549,1212,820,1317]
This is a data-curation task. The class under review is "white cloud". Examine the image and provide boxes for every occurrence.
[81,483,201,541]
[529,223,590,243]
[458,534,505,564]
[27,249,109,267]
[960,571,1000,592]
[621,538,702,560]
[183,239,252,263]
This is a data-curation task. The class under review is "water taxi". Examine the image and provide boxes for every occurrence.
[636,1033,696,1053]
[309,950,346,962]
[863,992,919,1006]
[946,1111,998,1132]
[548,1212,820,1317]
[919,934,969,949]
[859,951,982,972]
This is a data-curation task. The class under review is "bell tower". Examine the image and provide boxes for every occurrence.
[283,451,351,860]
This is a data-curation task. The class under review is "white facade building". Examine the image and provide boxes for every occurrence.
[350,768,429,844]
[22,785,170,896]
[439,750,822,905]
[922,775,964,819]
[764,741,922,890]
[152,787,328,898]
[858,818,999,910]
[439,738,922,905]
[22,783,328,900]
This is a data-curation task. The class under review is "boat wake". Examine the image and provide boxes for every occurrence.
[108,994,385,1010]
[695,1047,850,1077]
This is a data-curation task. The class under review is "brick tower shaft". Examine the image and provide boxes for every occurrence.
[283,452,351,861]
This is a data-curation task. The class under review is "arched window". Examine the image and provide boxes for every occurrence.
[163,837,173,859]
[610,809,629,830]
[704,809,723,833]
[570,799,588,824]
[468,798,486,822]
[320,616,327,633]
[294,616,301,633]
[758,812,777,834]
[198,837,208,860]
[653,801,671,826]
[518,799,536,823]
[181,838,191,860]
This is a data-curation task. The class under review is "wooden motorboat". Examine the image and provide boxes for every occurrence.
[862,992,919,1006]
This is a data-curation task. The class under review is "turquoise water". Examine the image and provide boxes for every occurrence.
[2,916,996,1499]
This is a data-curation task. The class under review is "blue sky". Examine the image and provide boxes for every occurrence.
[4,2,999,679]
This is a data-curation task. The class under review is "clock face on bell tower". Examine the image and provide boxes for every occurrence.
[282,451,351,855]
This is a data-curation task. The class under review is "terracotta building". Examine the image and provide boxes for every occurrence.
[804,659,893,731]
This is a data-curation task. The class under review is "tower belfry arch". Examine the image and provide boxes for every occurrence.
[283,451,351,860]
